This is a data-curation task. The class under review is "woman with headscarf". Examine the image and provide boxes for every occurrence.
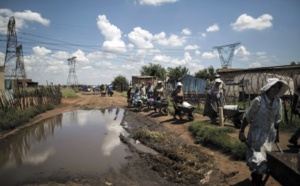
[203,78,224,124]
[239,78,289,185]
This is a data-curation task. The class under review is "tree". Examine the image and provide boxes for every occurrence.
[195,65,216,81]
[111,75,129,92]
[167,66,190,83]
[140,63,167,81]
[290,61,300,65]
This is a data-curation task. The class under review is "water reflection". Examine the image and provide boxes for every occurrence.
[0,109,129,186]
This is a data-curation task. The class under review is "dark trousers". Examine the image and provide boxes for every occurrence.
[291,127,300,141]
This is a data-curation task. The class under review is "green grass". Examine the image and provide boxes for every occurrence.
[61,87,78,98]
[0,104,54,130]
[121,91,127,97]
[188,121,247,160]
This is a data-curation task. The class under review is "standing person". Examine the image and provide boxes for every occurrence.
[203,78,224,124]
[127,86,133,99]
[171,82,184,119]
[289,85,300,146]
[239,78,289,185]
[127,86,133,106]
[211,74,226,105]
[140,83,146,97]
[146,81,154,98]
[154,81,164,101]
[107,84,114,96]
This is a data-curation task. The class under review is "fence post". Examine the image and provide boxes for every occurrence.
[218,107,224,127]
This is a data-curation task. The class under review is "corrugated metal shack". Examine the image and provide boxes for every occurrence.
[167,75,207,104]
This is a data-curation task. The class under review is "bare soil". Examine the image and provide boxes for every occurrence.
[1,92,298,186]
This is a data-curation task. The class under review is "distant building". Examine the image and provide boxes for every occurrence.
[131,76,157,88]
[217,65,300,101]
[0,65,38,95]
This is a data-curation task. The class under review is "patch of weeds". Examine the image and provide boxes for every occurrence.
[61,87,78,98]
[188,121,246,160]
[0,104,55,131]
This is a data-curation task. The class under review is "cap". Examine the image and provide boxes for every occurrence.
[176,82,183,87]
[158,81,162,84]
[215,74,220,78]
[215,78,222,83]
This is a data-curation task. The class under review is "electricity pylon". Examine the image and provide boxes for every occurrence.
[213,42,241,68]
[66,56,78,86]
[4,16,26,79]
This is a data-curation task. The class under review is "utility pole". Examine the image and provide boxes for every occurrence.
[66,56,78,86]
[4,16,17,78]
[213,42,241,68]
[15,44,26,78]
[3,16,26,79]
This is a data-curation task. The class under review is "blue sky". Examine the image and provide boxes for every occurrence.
[0,0,299,85]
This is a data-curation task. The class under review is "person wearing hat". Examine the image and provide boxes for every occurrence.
[239,78,289,185]
[203,78,224,124]
[210,74,226,105]
[289,85,300,146]
[171,82,184,119]
[154,80,164,101]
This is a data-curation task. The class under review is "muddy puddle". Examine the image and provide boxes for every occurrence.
[0,109,155,186]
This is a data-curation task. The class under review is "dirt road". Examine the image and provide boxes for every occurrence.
[1,92,297,186]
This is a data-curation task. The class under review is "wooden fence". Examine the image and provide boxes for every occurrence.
[0,86,62,112]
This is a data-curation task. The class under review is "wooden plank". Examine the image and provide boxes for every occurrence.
[267,152,300,186]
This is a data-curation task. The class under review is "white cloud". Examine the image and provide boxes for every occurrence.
[14,10,50,26]
[0,9,50,34]
[231,14,273,31]
[97,15,126,52]
[256,51,266,56]
[181,28,191,35]
[202,51,218,59]
[206,24,219,32]
[250,62,262,68]
[235,46,250,56]
[183,52,192,62]
[155,33,186,46]
[195,50,201,56]
[137,0,179,6]
[128,27,154,49]
[72,50,89,63]
[201,33,206,38]
[52,51,70,59]
[152,55,171,63]
[32,46,51,56]
[184,45,199,50]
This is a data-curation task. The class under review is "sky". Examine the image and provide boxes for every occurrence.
[0,0,300,85]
